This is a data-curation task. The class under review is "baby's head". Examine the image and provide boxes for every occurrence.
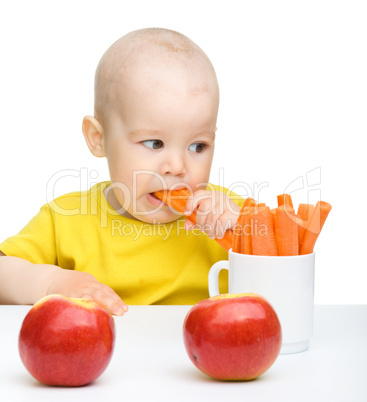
[83,28,219,223]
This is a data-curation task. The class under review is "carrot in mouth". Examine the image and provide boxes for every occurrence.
[154,189,234,251]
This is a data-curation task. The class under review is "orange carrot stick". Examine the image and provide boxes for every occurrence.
[277,194,294,209]
[233,201,258,254]
[274,205,298,256]
[297,203,315,248]
[214,233,234,252]
[270,208,276,228]
[154,189,234,251]
[299,201,332,255]
[154,188,193,217]
[240,209,253,255]
[232,231,242,253]
[230,197,258,253]
[243,197,257,207]
[250,206,278,256]
[232,213,243,254]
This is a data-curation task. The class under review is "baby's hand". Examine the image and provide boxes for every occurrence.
[47,268,128,316]
[184,189,241,239]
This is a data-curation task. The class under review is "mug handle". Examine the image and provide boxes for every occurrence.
[208,260,229,297]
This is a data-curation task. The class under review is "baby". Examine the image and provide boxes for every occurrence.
[0,28,242,314]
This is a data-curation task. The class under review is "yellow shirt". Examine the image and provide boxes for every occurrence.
[0,182,243,305]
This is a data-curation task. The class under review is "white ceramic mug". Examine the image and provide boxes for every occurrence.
[208,250,315,354]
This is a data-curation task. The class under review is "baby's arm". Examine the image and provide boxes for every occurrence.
[184,189,241,239]
[0,252,127,315]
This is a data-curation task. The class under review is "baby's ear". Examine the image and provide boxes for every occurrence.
[82,116,106,157]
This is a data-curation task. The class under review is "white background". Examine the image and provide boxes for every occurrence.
[0,1,366,304]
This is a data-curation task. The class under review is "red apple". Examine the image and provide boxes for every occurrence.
[183,293,282,381]
[18,294,115,386]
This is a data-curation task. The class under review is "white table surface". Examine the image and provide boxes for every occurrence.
[1,305,366,402]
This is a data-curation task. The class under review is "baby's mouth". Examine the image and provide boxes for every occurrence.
[147,192,167,207]
[150,192,161,200]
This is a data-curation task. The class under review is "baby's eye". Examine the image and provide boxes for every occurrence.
[188,143,207,153]
[142,140,164,150]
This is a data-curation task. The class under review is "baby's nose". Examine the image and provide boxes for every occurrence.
[161,154,187,177]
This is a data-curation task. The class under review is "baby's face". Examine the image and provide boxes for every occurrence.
[103,62,218,224]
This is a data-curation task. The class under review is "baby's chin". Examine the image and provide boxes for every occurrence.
[137,214,182,225]
[127,208,183,225]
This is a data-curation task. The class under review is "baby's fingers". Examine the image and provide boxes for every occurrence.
[88,285,128,316]
[184,190,212,216]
